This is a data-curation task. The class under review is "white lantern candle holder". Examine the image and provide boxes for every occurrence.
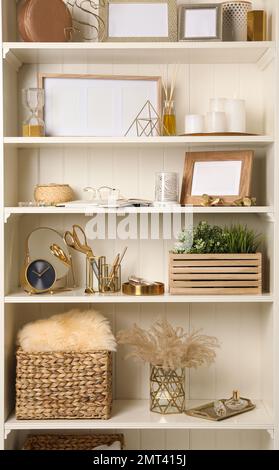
[154,172,179,207]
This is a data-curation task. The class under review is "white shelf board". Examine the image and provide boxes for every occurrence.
[5,289,274,304]
[5,400,273,431]
[4,136,274,148]
[4,206,274,222]
[3,42,275,66]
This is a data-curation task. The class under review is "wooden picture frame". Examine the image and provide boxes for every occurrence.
[180,151,253,206]
[38,73,162,137]
[178,4,222,41]
[101,0,177,42]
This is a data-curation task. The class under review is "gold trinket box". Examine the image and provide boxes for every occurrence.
[122,282,165,296]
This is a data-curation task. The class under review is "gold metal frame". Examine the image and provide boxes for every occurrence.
[100,0,178,42]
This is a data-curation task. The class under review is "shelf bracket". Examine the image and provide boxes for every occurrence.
[4,429,11,440]
[3,47,22,72]
[4,211,12,224]
[266,429,274,440]
[259,212,275,223]
[257,48,275,71]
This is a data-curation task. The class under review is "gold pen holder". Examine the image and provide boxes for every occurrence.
[98,262,121,293]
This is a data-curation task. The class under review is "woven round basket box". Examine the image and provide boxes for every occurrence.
[34,184,74,205]
[16,349,113,420]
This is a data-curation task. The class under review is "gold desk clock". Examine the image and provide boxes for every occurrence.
[21,227,72,295]
[21,259,56,294]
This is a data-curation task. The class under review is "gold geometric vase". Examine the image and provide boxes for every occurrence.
[150,365,185,414]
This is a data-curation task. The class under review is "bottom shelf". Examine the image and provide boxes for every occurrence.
[5,400,273,432]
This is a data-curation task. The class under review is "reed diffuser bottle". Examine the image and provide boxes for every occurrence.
[162,65,178,136]
[163,100,176,136]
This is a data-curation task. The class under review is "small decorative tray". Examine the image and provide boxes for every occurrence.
[185,398,256,421]
[122,282,165,296]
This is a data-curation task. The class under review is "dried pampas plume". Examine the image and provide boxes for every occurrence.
[117,318,220,370]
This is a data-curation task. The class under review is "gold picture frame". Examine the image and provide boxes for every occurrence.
[180,150,254,206]
[100,0,177,42]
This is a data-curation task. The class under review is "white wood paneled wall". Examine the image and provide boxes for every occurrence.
[1,0,277,452]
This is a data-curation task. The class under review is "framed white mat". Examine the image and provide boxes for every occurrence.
[38,73,162,137]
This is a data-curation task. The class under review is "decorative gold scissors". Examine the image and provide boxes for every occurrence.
[64,225,94,257]
[50,243,76,288]
[64,225,97,294]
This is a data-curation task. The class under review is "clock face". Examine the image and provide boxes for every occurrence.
[26,259,56,293]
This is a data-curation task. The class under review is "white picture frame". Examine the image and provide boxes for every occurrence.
[38,74,162,137]
[101,0,177,42]
[191,160,243,196]
[178,4,222,41]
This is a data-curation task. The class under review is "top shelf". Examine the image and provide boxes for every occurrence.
[2,42,275,68]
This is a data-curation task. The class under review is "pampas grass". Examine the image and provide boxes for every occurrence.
[117,318,219,369]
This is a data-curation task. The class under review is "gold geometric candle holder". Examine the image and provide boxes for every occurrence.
[150,365,185,414]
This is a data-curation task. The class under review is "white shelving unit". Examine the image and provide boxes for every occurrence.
[1,0,278,451]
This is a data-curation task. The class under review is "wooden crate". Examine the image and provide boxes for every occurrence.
[169,253,262,295]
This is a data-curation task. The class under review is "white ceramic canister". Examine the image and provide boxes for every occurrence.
[185,114,204,134]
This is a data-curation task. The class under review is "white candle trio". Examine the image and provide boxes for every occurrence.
[185,98,246,134]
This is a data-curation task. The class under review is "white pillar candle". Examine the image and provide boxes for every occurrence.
[225,99,246,133]
[185,114,204,134]
[206,111,227,133]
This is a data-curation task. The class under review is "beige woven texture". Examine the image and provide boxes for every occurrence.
[23,433,124,450]
[16,349,112,420]
[34,184,74,205]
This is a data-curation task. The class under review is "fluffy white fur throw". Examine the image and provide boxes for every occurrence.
[17,309,116,353]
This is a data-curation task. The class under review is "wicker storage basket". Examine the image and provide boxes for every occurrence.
[23,434,124,450]
[169,253,262,295]
[16,348,112,420]
[34,184,74,205]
